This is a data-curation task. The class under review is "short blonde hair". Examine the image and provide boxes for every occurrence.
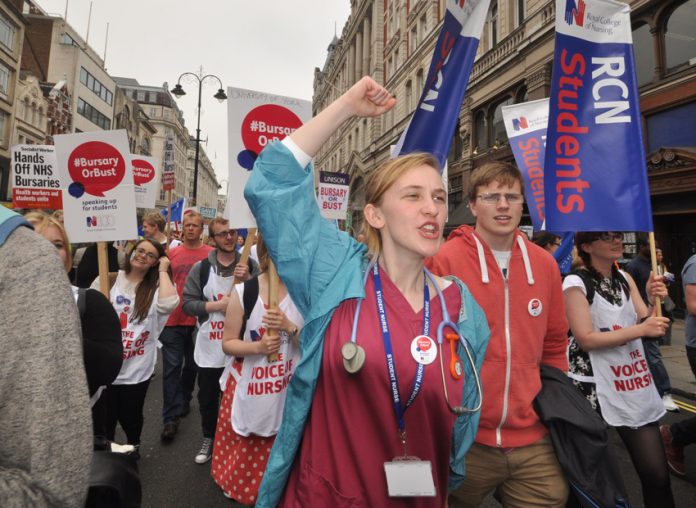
[360,152,441,258]
[24,210,73,272]
[142,211,165,232]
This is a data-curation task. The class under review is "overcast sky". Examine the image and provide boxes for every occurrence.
[35,0,351,187]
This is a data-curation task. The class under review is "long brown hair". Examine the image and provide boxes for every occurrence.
[125,238,169,323]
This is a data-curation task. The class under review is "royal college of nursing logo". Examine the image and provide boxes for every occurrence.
[512,117,528,131]
[564,0,586,26]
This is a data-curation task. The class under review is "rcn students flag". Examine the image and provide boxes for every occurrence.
[502,99,549,231]
[544,0,653,232]
[502,99,574,273]
[393,0,490,166]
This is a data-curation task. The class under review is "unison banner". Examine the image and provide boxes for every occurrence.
[393,0,490,167]
[502,99,549,231]
[544,0,652,232]
[227,87,311,228]
[317,171,350,220]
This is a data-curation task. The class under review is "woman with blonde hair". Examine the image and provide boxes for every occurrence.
[25,211,122,447]
[244,77,489,507]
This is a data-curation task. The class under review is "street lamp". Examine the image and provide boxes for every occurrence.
[170,71,227,206]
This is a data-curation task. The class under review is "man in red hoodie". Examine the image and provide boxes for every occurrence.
[428,161,569,507]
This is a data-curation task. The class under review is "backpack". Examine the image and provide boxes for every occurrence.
[569,269,630,305]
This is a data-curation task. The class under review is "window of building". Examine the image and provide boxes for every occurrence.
[416,68,424,96]
[137,91,145,102]
[0,14,16,51]
[410,27,418,53]
[492,96,513,146]
[0,62,10,98]
[474,110,488,151]
[448,120,463,164]
[77,98,111,129]
[632,24,654,86]
[517,0,525,27]
[419,15,427,43]
[79,67,113,105]
[489,2,498,48]
[0,110,7,146]
[405,80,413,113]
[665,0,696,71]
[61,32,78,46]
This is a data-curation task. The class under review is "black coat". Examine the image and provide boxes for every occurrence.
[534,365,630,508]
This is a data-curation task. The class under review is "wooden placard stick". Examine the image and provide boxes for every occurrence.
[165,189,173,250]
[97,241,111,298]
[267,259,280,362]
[648,232,662,318]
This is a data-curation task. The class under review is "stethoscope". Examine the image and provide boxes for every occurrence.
[341,261,483,415]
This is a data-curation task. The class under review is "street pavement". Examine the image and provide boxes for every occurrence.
[127,323,696,507]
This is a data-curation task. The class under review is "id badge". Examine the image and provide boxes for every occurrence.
[384,459,436,497]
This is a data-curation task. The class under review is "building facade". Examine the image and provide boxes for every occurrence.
[0,0,25,202]
[13,71,48,145]
[186,135,219,210]
[314,0,696,305]
[113,85,157,157]
[22,5,116,134]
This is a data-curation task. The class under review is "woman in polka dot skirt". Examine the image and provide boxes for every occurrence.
[212,237,303,504]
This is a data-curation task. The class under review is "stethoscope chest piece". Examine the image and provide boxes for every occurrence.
[342,341,366,374]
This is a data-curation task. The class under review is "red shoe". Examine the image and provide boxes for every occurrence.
[660,425,686,476]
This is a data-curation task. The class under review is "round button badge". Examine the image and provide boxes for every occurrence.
[528,298,542,317]
[411,335,437,365]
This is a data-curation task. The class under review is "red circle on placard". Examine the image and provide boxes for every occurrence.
[417,336,432,351]
[240,104,303,155]
[132,159,155,186]
[67,141,126,197]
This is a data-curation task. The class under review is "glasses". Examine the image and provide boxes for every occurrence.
[477,193,524,205]
[212,230,237,239]
[597,232,623,242]
[134,247,158,261]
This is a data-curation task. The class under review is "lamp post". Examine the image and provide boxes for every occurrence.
[170,71,227,206]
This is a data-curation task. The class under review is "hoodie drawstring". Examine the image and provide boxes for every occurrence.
[516,236,535,285]
[473,235,490,284]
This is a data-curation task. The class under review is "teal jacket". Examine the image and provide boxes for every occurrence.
[244,142,490,507]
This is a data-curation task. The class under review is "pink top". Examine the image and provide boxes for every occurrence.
[281,270,462,507]
[166,243,213,327]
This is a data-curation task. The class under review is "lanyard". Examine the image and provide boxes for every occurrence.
[372,263,430,434]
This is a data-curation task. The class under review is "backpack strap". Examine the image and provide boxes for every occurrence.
[77,287,87,319]
[569,269,596,305]
[199,258,212,290]
[240,276,259,338]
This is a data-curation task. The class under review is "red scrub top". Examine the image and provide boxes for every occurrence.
[281,270,463,507]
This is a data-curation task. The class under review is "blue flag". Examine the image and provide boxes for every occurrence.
[161,198,186,223]
[544,0,653,232]
[393,0,490,167]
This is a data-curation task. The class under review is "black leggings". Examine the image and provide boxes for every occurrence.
[105,380,151,446]
[615,422,674,508]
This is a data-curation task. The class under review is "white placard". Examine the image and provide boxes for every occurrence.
[317,171,350,220]
[10,144,62,209]
[226,87,312,228]
[54,130,137,242]
[132,154,161,209]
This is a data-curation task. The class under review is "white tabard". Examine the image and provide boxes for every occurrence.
[230,286,303,437]
[194,270,234,368]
